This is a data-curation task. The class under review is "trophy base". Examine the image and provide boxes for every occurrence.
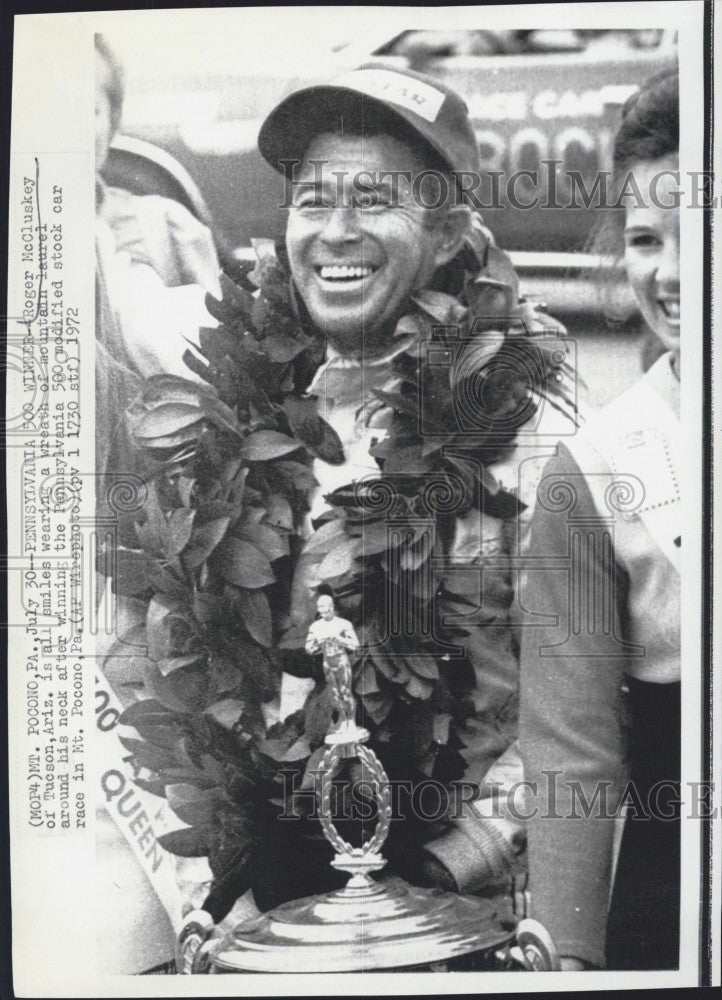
[205,874,515,973]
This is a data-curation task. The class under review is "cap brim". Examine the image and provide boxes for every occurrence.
[258,83,452,176]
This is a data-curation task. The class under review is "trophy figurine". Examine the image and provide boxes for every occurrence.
[305,595,369,750]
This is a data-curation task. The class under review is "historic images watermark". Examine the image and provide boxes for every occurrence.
[277,771,715,824]
[278,162,717,211]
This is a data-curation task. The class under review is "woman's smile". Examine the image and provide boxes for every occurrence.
[656,294,680,324]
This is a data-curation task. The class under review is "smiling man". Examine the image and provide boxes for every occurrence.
[260,65,507,530]
[248,64,572,904]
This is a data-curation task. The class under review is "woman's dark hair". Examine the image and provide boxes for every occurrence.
[591,67,679,318]
[95,34,125,137]
[613,68,679,176]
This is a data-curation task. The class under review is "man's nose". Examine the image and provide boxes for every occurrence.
[656,234,680,287]
[320,206,361,243]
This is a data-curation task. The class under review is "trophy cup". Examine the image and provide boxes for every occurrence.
[176,603,559,973]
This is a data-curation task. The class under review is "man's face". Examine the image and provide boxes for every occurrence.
[95,52,114,173]
[286,132,453,356]
[317,596,335,620]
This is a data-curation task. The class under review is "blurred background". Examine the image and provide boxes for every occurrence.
[101,21,678,408]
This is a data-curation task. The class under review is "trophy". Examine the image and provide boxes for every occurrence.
[176,598,559,973]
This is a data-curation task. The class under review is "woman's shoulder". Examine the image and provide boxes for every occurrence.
[564,351,676,472]
[582,352,676,438]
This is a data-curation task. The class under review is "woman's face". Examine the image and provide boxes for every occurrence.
[623,153,680,369]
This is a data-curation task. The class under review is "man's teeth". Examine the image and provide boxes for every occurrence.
[318,265,375,281]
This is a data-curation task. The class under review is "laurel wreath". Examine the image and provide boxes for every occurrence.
[108,234,574,917]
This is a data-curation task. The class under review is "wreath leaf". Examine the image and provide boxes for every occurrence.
[214,537,275,589]
[241,430,300,461]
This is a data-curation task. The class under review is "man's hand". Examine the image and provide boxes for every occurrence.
[391,847,458,893]
[560,956,595,971]
[419,851,458,893]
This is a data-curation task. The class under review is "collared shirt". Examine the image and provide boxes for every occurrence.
[303,338,412,523]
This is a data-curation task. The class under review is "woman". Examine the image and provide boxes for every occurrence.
[520,69,681,971]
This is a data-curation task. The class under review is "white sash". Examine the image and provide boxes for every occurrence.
[95,672,188,933]
[94,579,213,938]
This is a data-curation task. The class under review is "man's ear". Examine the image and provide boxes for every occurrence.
[433,205,473,269]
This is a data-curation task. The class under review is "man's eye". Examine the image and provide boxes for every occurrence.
[296,197,329,210]
[355,195,397,213]
[293,188,332,210]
